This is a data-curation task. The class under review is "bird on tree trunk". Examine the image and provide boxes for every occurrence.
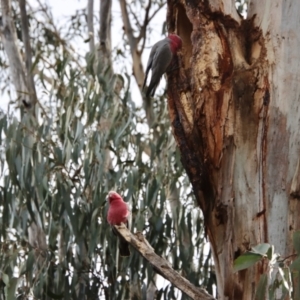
[143,34,182,97]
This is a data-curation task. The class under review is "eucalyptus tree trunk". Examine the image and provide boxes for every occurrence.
[0,0,34,109]
[167,0,300,298]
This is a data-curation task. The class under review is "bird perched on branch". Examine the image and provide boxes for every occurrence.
[107,191,130,257]
[143,34,182,97]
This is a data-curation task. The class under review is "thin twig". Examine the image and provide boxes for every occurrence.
[35,0,85,73]
[128,4,141,30]
[138,0,152,52]
[148,3,165,24]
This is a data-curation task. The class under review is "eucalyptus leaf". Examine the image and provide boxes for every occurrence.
[233,252,263,272]
[293,231,300,254]
[252,243,271,256]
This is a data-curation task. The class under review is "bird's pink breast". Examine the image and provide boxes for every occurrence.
[107,201,129,225]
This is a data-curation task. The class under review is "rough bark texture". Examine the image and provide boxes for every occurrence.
[167,0,300,299]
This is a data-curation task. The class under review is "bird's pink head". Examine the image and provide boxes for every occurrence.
[107,191,123,203]
[168,34,182,53]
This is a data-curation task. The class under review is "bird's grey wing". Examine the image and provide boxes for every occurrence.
[147,41,173,96]
[151,41,173,81]
[143,39,166,89]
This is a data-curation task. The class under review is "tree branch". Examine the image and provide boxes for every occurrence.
[119,0,154,125]
[114,224,215,300]
[138,0,152,53]
[127,4,141,31]
[87,0,95,53]
[0,0,29,108]
[19,0,37,108]
[99,0,112,73]
[119,0,136,51]
[148,4,165,24]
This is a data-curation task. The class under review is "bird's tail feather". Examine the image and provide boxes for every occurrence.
[112,225,130,257]
[146,80,159,97]
[119,238,130,257]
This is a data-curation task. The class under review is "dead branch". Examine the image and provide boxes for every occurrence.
[114,224,215,300]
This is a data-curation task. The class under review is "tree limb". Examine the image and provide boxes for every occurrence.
[139,2,165,57]
[148,3,165,24]
[119,0,136,52]
[0,0,29,108]
[128,4,142,31]
[138,0,152,53]
[99,0,112,72]
[119,0,154,125]
[114,224,215,300]
[19,0,37,107]
[87,0,95,53]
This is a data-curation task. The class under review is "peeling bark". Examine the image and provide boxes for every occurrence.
[167,0,300,299]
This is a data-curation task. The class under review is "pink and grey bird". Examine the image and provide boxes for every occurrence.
[107,191,130,257]
[143,34,182,97]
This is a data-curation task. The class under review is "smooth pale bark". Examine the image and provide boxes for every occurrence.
[99,0,112,72]
[0,0,29,106]
[167,0,300,299]
[19,0,37,107]
[87,0,95,53]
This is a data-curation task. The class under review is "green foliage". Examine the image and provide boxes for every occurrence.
[234,233,300,299]
[233,243,272,272]
[234,252,263,272]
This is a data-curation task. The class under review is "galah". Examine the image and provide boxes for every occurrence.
[107,191,130,257]
[143,34,182,97]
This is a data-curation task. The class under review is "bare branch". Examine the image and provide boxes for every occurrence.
[119,0,154,125]
[138,2,165,56]
[99,0,112,73]
[148,3,165,24]
[19,0,37,107]
[0,0,29,107]
[99,0,111,48]
[138,0,152,53]
[127,4,141,31]
[119,0,137,52]
[87,0,95,53]
[114,224,215,300]
[35,0,85,73]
